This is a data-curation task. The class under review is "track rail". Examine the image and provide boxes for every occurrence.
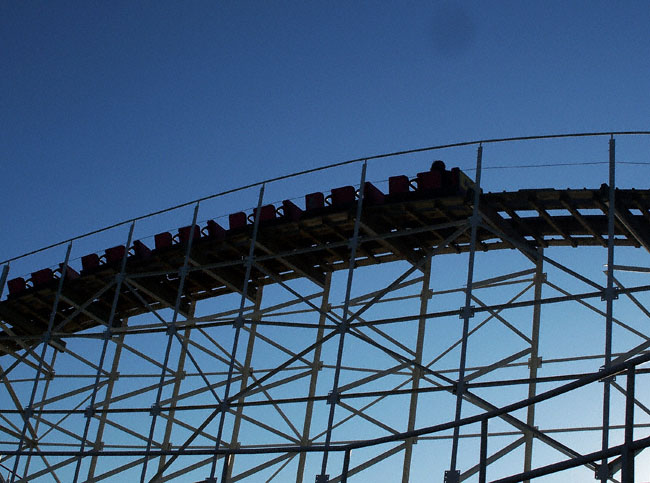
[1,132,650,482]
[2,185,650,352]
[3,130,649,267]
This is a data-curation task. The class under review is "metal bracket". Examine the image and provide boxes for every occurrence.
[326,390,340,405]
[601,287,619,301]
[598,365,616,383]
[84,406,95,419]
[166,324,178,336]
[459,305,475,319]
[315,474,330,483]
[149,403,162,417]
[218,401,230,413]
[527,356,542,369]
[413,364,424,379]
[23,406,34,420]
[233,316,245,329]
[444,469,460,483]
[451,380,467,396]
[25,438,38,449]
[594,463,611,480]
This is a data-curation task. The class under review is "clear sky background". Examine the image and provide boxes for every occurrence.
[2,0,649,263]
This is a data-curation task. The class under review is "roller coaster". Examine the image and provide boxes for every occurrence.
[1,132,650,482]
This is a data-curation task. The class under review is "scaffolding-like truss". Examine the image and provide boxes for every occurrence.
[2,132,650,482]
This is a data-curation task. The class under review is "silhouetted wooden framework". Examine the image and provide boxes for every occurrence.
[1,132,650,483]
[3,187,650,350]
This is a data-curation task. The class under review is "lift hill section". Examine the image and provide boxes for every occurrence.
[1,161,649,355]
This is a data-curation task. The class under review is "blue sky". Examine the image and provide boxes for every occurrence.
[2,1,649,264]
[2,3,650,481]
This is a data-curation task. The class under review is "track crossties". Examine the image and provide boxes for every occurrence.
[1,185,650,355]
[0,182,650,356]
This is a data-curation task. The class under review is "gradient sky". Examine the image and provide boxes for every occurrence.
[2,1,649,265]
[2,3,650,481]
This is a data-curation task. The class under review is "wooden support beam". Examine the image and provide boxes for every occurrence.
[614,204,650,253]
[188,253,257,302]
[529,199,576,247]
[254,241,326,287]
[0,303,37,336]
[59,292,115,329]
[502,207,547,248]
[125,277,190,318]
[406,204,463,253]
[360,220,425,271]
[479,196,538,261]
[560,196,606,247]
